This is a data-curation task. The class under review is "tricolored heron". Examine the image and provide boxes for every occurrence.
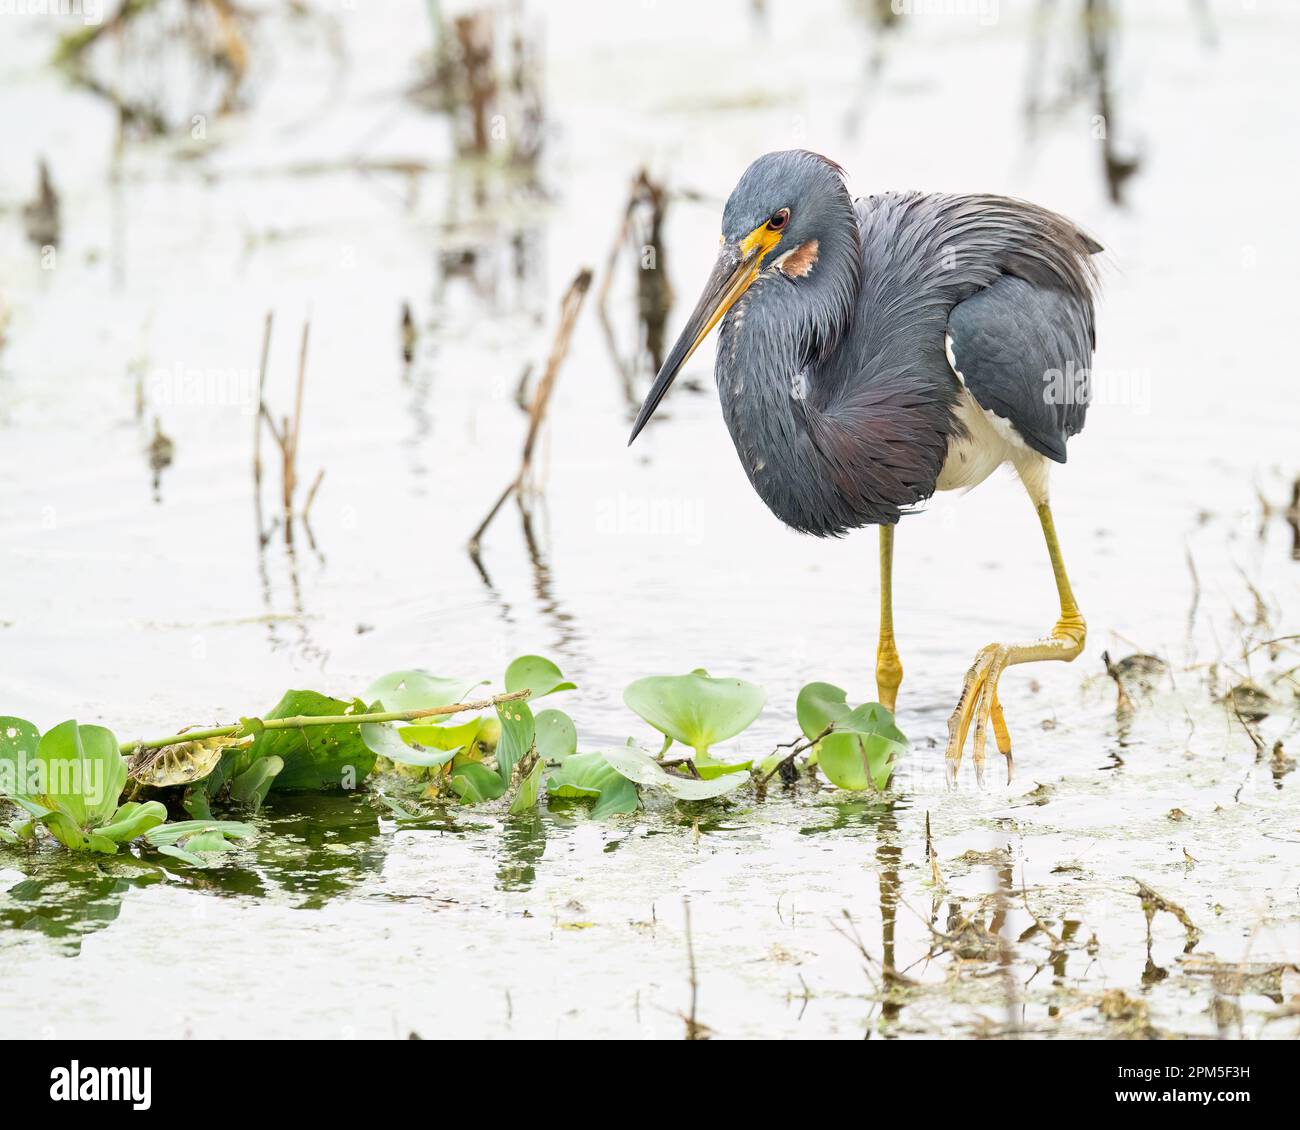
[628,150,1101,784]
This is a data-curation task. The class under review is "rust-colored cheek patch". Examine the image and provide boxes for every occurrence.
[779,239,819,278]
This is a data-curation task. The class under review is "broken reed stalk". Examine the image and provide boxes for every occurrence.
[468,267,593,553]
[302,468,326,526]
[252,311,273,486]
[283,320,310,531]
[252,314,322,544]
[119,688,530,756]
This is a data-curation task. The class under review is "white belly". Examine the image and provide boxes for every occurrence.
[936,389,1051,504]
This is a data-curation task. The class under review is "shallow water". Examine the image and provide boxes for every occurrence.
[1,0,1298,1038]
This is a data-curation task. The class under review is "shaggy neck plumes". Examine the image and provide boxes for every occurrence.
[714,189,867,536]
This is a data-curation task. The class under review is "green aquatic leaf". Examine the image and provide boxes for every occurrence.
[623,669,765,756]
[184,830,237,854]
[796,682,851,741]
[95,800,168,844]
[816,732,902,792]
[401,717,483,752]
[504,655,576,699]
[364,671,482,713]
[360,721,458,768]
[145,820,256,847]
[229,755,283,808]
[155,844,208,867]
[5,719,132,852]
[33,721,126,828]
[508,757,546,815]
[692,755,753,780]
[9,796,49,820]
[245,691,376,791]
[796,683,906,746]
[145,819,255,867]
[449,761,507,803]
[494,700,536,785]
[0,813,36,844]
[547,752,639,818]
[600,745,750,801]
[42,810,117,854]
[535,708,577,762]
[796,683,906,791]
[0,717,41,798]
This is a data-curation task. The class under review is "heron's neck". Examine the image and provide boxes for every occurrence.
[714,223,863,536]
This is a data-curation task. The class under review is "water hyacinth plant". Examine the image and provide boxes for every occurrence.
[622,669,765,777]
[0,657,909,858]
[0,717,245,857]
[795,682,907,791]
[359,655,575,813]
[0,718,166,852]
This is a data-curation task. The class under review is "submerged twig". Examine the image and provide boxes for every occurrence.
[1101,649,1135,716]
[1129,877,1200,951]
[681,896,709,1040]
[925,811,944,889]
[759,725,830,786]
[120,689,530,755]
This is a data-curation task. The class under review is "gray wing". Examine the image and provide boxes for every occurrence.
[946,273,1095,463]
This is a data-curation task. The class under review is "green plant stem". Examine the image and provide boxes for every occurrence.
[120,689,530,755]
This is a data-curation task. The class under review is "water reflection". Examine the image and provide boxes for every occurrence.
[797,794,908,837]
[200,792,386,909]
[875,802,902,1023]
[0,860,162,956]
[496,811,547,891]
[596,170,675,410]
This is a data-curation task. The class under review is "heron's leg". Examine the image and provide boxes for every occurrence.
[876,524,903,712]
[945,499,1086,785]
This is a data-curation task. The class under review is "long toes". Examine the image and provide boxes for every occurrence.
[945,673,987,786]
[946,647,1011,786]
[972,655,1009,789]
[989,690,1014,784]
[945,677,981,763]
[972,699,988,789]
[990,691,1012,755]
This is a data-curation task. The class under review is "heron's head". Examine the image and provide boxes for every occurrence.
[630,150,857,444]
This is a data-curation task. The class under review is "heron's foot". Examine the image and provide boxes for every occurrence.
[945,644,1014,788]
[944,614,1086,787]
[876,635,903,714]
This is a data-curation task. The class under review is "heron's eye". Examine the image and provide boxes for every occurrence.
[767,208,790,232]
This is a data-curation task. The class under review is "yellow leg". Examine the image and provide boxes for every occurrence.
[876,524,903,713]
[946,499,1086,785]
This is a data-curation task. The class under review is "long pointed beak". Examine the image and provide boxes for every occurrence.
[628,243,759,445]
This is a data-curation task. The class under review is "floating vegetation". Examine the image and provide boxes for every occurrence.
[793,682,906,791]
[1,657,909,865]
[0,718,230,859]
[624,669,765,777]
